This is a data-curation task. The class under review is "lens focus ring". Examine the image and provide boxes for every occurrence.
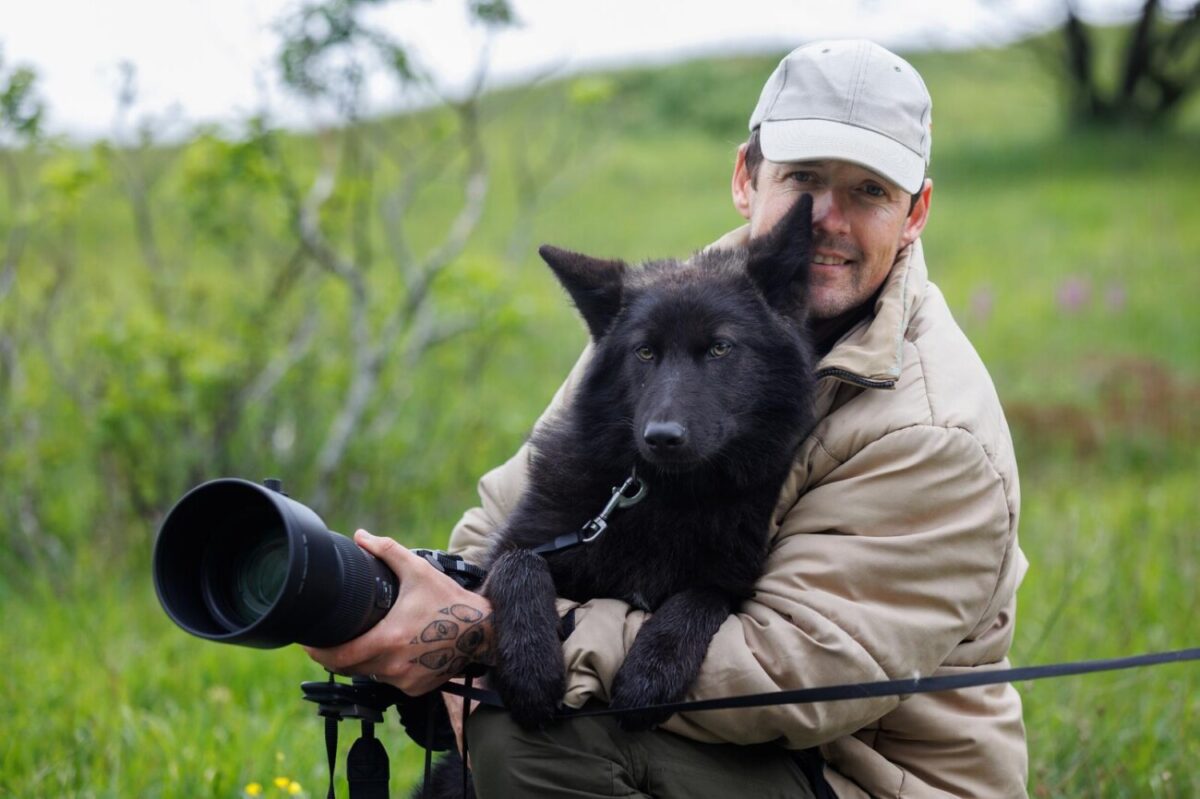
[300,533,396,647]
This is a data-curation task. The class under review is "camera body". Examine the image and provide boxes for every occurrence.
[153,478,483,649]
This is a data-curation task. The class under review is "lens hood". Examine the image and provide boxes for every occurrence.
[153,478,396,648]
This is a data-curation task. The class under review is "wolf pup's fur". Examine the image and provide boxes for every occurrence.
[485,193,818,733]
[414,195,818,798]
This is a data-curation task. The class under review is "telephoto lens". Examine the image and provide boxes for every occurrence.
[153,478,398,648]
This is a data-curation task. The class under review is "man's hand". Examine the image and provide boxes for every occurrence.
[304,530,494,696]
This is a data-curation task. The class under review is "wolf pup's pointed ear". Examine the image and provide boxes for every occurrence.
[539,245,627,340]
[746,193,813,317]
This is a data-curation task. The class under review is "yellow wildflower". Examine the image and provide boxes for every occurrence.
[244,783,263,797]
[274,776,290,789]
[288,781,303,795]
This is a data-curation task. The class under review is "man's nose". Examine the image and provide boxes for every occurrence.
[810,190,848,234]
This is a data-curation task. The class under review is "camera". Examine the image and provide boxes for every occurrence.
[153,477,484,649]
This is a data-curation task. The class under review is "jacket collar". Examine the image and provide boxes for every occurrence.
[814,239,927,389]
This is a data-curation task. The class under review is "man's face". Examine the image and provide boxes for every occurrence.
[733,153,931,319]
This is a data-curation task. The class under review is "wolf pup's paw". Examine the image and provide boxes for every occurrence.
[492,652,566,730]
[608,665,677,731]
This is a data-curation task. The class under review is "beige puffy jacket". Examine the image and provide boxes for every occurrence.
[448,235,1029,798]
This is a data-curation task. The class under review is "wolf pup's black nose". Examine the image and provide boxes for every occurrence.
[643,421,687,449]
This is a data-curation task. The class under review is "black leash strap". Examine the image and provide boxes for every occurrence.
[416,675,476,796]
[461,673,473,799]
[440,646,1200,718]
[422,693,435,795]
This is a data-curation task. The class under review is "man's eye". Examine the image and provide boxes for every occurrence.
[708,341,732,358]
[788,171,816,184]
[635,346,655,362]
[863,183,886,198]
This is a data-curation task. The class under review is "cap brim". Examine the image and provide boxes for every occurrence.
[759,119,926,194]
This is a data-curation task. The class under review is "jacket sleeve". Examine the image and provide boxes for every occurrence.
[559,423,1013,749]
[446,344,594,566]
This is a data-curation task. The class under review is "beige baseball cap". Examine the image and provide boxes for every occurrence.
[749,39,932,194]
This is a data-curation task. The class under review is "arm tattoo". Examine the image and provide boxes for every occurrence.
[409,604,495,673]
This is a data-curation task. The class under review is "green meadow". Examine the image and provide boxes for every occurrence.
[2,40,1198,797]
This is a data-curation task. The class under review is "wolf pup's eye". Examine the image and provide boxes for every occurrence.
[708,341,733,358]
[635,346,655,362]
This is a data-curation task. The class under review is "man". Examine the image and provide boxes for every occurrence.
[308,39,1029,798]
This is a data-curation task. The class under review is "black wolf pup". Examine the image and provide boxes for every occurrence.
[483,194,819,733]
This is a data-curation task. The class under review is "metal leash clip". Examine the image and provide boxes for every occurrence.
[582,468,648,542]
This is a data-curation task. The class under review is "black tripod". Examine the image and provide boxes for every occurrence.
[303,673,462,799]
[301,676,399,799]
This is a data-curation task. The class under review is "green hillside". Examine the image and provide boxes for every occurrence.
[2,38,1198,797]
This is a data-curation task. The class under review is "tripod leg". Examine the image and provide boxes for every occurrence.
[348,720,390,799]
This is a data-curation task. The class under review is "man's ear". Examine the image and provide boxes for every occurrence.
[900,178,933,249]
[538,245,627,340]
[731,143,753,220]
[746,193,813,316]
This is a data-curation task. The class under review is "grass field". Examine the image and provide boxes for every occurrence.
[3,39,1199,798]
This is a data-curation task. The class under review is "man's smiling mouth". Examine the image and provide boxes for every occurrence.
[813,253,853,265]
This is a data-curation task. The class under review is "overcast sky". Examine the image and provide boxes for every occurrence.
[0,0,1174,140]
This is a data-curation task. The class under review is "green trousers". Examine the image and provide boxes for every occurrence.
[466,706,817,799]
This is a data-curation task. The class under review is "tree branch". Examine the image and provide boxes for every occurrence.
[386,99,490,346]
[365,312,481,439]
[310,335,384,508]
[1148,3,1200,118]
[1119,0,1159,106]
[1063,2,1107,121]
[380,172,421,274]
[286,28,497,508]
[241,308,320,408]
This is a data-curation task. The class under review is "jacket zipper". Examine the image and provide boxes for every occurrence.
[815,367,896,390]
